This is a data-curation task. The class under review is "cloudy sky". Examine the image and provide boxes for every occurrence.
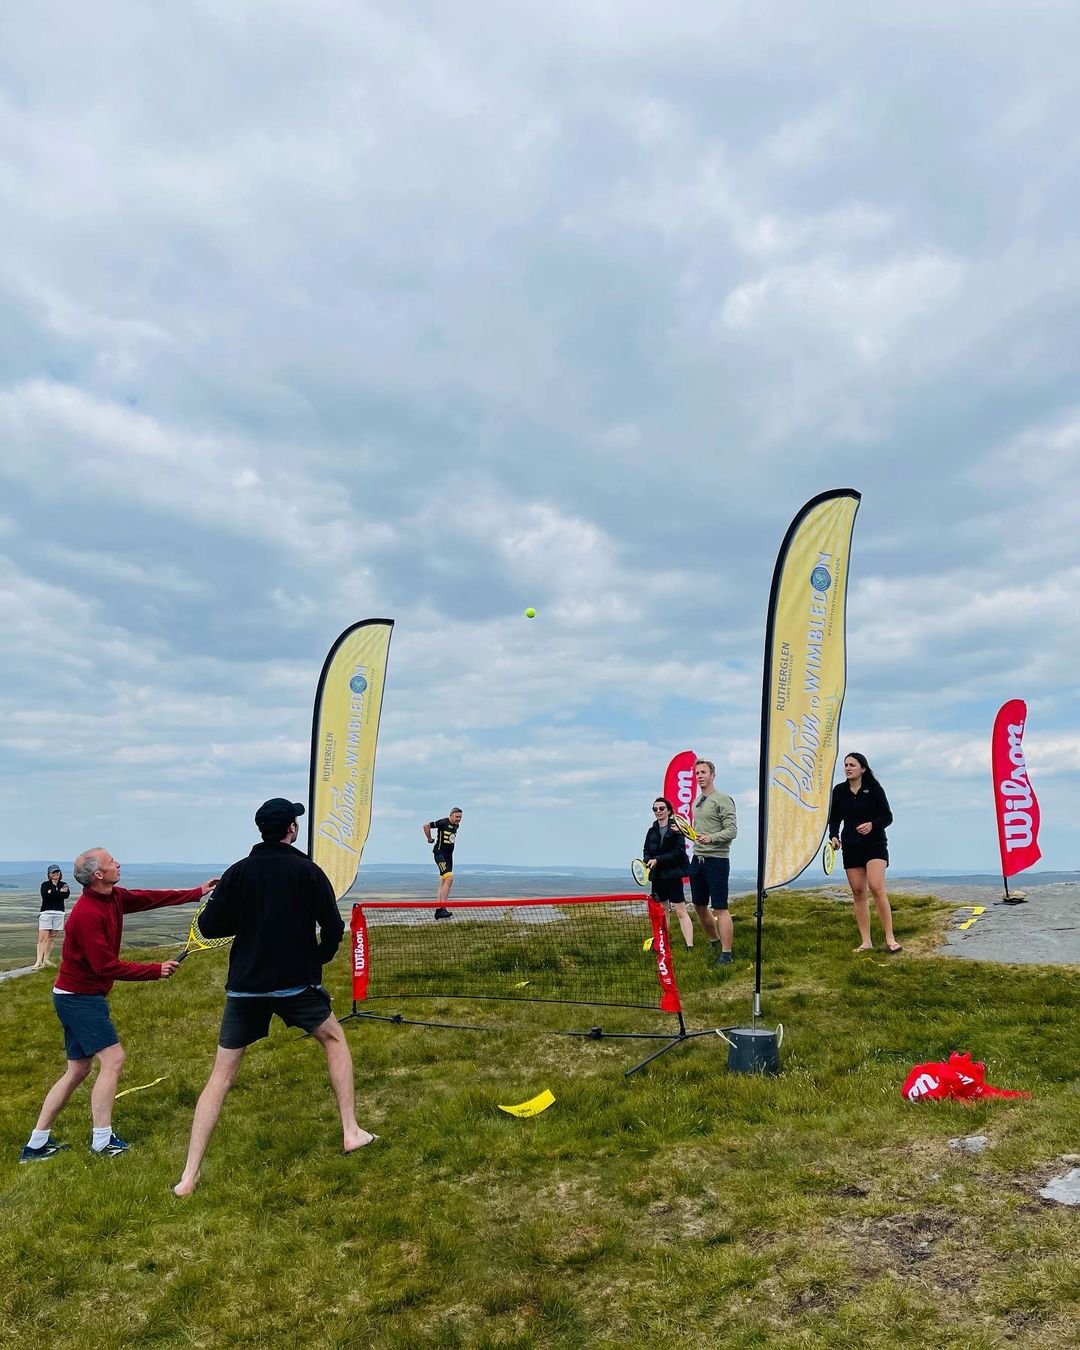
[2,1,1078,876]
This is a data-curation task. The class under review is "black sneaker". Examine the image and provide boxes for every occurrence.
[19,1137,70,1164]
[91,1133,130,1157]
[716,950,733,966]
[434,907,452,920]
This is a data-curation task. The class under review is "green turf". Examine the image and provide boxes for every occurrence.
[1,892,1077,1348]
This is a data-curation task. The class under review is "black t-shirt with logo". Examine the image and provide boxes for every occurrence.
[429,818,458,860]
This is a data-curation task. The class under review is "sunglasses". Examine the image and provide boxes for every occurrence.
[652,806,668,813]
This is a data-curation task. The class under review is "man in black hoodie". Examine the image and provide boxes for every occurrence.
[173,798,377,1196]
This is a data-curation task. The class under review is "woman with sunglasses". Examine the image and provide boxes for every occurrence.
[828,751,901,954]
[643,797,694,949]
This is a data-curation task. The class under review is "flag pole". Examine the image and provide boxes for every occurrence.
[754,521,788,1026]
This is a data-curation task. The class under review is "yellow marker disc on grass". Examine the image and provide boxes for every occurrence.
[498,1089,555,1118]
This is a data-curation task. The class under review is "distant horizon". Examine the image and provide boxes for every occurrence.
[1,858,1076,882]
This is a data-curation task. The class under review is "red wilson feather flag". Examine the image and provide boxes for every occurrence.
[664,750,697,823]
[991,701,1042,879]
[664,749,697,866]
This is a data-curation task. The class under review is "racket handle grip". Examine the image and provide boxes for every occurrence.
[175,951,188,965]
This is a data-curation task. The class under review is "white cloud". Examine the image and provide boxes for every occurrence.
[1,1,1079,873]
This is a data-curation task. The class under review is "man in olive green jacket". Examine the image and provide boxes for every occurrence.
[687,759,738,965]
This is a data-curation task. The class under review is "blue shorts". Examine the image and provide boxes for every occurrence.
[53,993,120,1061]
[688,856,731,911]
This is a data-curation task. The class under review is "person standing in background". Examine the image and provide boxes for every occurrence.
[828,752,901,954]
[643,798,694,949]
[687,759,738,965]
[35,865,69,970]
[424,808,463,920]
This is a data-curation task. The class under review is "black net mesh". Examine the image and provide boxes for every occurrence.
[351,896,680,1013]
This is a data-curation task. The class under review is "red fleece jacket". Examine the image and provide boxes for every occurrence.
[54,885,203,995]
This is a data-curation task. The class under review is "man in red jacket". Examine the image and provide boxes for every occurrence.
[19,847,218,1164]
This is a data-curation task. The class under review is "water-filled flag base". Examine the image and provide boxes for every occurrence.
[721,1026,782,1076]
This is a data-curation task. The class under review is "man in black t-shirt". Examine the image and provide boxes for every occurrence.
[423,808,463,919]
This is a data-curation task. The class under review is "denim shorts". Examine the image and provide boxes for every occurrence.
[53,992,120,1061]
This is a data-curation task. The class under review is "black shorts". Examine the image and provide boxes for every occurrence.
[651,874,687,906]
[218,986,333,1049]
[688,856,731,911]
[841,838,889,870]
[433,851,454,878]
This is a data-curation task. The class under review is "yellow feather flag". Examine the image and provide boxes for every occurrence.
[309,620,394,900]
[759,491,861,891]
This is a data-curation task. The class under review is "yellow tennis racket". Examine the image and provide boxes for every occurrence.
[672,813,699,842]
[631,858,649,887]
[822,841,836,875]
[175,899,233,964]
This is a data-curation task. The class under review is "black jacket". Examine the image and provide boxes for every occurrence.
[643,821,689,880]
[40,879,70,913]
[828,780,893,847]
[199,843,344,993]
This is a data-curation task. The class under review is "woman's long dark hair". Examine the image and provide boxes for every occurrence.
[845,751,880,788]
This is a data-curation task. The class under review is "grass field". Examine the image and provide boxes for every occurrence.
[1,891,1077,1349]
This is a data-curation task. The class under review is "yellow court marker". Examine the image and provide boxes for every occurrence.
[513,980,531,989]
[958,919,978,930]
[970,906,986,915]
[642,937,653,952]
[498,1089,555,1118]
[115,1075,169,1100]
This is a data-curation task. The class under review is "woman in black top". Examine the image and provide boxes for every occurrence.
[35,865,70,970]
[828,752,901,954]
[643,797,693,949]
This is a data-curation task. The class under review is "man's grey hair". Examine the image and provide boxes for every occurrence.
[73,849,107,887]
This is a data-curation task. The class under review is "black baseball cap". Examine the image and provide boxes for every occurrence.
[255,798,305,835]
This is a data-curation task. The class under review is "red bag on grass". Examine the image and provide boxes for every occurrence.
[901,1051,1030,1103]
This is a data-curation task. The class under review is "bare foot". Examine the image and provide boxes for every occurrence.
[852,944,873,953]
[173,1171,200,1197]
[343,1129,378,1153]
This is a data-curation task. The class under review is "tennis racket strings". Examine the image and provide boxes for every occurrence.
[176,899,233,964]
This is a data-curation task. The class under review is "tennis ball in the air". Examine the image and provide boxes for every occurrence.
[524,607,536,618]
